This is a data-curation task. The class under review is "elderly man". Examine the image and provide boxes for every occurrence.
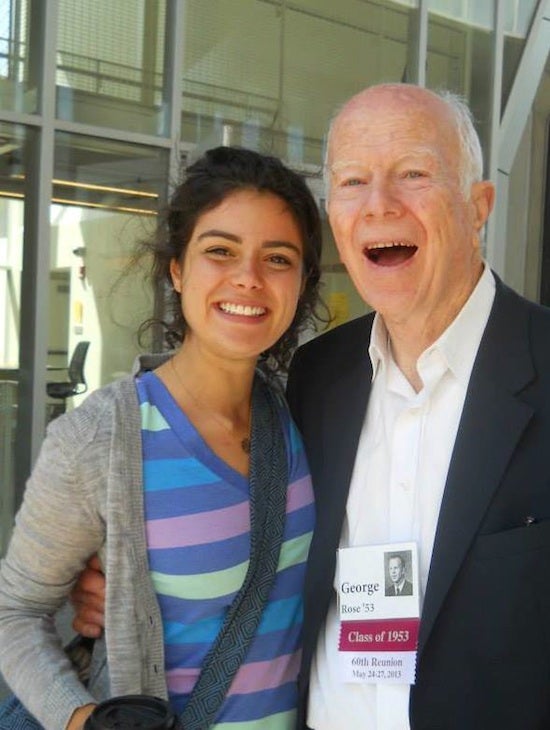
[71,84,550,729]
[287,84,550,729]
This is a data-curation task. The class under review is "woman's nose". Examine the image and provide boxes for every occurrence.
[231,256,263,289]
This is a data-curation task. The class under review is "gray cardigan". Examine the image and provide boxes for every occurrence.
[0,375,167,729]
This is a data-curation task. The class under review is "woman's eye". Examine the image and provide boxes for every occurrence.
[205,246,232,257]
[404,170,426,179]
[268,254,292,266]
[341,178,363,187]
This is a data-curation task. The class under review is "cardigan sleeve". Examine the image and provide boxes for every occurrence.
[0,406,107,729]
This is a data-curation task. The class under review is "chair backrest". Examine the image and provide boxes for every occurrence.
[68,341,90,387]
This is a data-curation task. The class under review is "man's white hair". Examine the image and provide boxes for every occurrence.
[323,84,484,200]
[437,88,484,196]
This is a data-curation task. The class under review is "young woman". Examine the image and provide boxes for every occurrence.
[0,146,323,730]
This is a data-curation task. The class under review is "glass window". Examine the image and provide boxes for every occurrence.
[56,0,169,136]
[426,0,495,175]
[0,122,26,371]
[0,120,31,555]
[47,132,168,422]
[502,0,539,110]
[181,0,418,168]
[0,0,37,114]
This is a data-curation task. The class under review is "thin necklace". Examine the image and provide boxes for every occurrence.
[170,358,251,454]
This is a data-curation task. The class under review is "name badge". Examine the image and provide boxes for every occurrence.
[337,542,420,685]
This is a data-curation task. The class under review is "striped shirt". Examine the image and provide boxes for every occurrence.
[137,371,314,729]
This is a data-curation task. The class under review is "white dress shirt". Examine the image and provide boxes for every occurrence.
[307,265,495,730]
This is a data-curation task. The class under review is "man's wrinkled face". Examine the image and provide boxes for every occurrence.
[326,85,494,332]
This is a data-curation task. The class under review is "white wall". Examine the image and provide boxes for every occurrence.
[50,205,155,404]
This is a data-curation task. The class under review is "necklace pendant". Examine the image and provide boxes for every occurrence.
[241,436,251,454]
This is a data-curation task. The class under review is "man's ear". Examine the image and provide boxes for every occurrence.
[470,180,495,232]
[170,257,182,293]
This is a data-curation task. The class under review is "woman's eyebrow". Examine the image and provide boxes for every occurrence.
[263,241,302,255]
[197,230,301,255]
[197,229,241,242]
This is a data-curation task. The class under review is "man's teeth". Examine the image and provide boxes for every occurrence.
[368,241,415,249]
[219,303,266,317]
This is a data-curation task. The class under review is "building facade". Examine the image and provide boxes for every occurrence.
[0,0,549,554]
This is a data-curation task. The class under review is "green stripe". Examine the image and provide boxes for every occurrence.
[151,533,312,600]
[151,560,249,599]
[214,709,296,730]
[140,402,170,431]
[278,531,313,570]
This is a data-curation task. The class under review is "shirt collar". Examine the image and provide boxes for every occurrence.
[368,310,390,381]
[427,263,495,385]
[368,264,496,387]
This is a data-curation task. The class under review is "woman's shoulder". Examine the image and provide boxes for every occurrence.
[46,375,140,449]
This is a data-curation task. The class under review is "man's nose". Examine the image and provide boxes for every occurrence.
[361,178,402,219]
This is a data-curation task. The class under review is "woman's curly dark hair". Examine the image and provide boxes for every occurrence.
[141,145,325,374]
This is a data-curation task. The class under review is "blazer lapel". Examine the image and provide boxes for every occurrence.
[298,316,374,680]
[418,280,535,656]
[316,327,374,550]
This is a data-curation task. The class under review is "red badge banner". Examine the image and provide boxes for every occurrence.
[339,617,420,652]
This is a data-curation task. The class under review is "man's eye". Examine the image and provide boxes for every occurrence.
[404,170,425,179]
[341,178,363,187]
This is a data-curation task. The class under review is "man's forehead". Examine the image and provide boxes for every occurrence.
[328,146,440,173]
[336,84,452,123]
[329,89,458,151]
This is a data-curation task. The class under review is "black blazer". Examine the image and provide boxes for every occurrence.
[287,277,550,729]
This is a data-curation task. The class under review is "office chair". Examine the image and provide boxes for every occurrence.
[46,340,90,419]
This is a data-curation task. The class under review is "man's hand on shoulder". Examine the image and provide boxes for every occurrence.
[70,555,105,638]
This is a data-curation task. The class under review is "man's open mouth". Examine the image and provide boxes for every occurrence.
[363,242,417,266]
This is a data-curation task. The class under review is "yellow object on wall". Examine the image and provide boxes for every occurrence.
[328,292,349,329]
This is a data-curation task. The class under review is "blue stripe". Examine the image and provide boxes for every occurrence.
[165,624,302,669]
[141,429,194,460]
[256,595,303,634]
[163,595,303,647]
[144,480,248,520]
[169,683,298,722]
[221,683,297,722]
[283,503,315,541]
[244,624,302,663]
[288,419,302,456]
[148,533,251,574]
[164,614,224,644]
[143,457,221,487]
[156,562,307,623]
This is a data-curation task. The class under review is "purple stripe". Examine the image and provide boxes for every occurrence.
[166,651,301,696]
[287,475,314,512]
[146,501,250,549]
[166,666,198,696]
[147,477,312,549]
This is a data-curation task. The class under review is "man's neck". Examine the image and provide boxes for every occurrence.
[385,323,437,393]
[381,269,483,392]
